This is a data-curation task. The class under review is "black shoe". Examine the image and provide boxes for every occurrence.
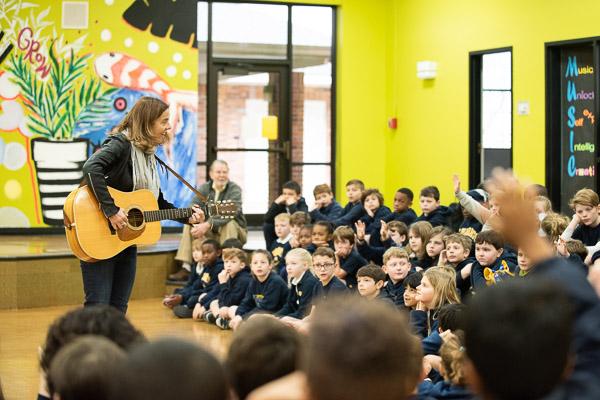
[169,268,190,281]
[216,317,230,330]
[202,311,216,324]
[172,305,193,318]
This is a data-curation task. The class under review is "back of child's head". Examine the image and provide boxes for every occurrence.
[314,220,334,236]
[420,185,440,201]
[526,183,549,198]
[437,303,468,332]
[361,188,384,206]
[357,264,386,283]
[202,238,221,252]
[403,271,423,290]
[313,183,333,197]
[283,180,302,195]
[251,249,273,264]
[387,221,409,242]
[306,296,422,400]
[115,338,227,400]
[41,305,145,374]
[464,279,573,400]
[569,187,600,209]
[290,211,310,227]
[429,225,453,241]
[346,179,365,191]
[313,246,335,260]
[383,247,410,265]
[475,230,504,250]
[226,315,303,400]
[422,266,460,310]
[397,187,414,202]
[285,247,313,267]
[191,238,203,251]
[541,213,569,243]
[274,212,291,224]
[445,233,473,252]
[439,330,467,386]
[565,239,587,260]
[222,237,244,250]
[332,225,355,245]
[48,335,125,400]
[222,248,247,265]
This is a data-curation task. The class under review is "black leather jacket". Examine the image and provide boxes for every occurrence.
[82,133,175,218]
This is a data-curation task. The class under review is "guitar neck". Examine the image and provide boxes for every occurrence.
[143,208,193,222]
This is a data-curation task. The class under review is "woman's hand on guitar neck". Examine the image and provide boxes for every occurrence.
[189,205,205,224]
[109,209,129,230]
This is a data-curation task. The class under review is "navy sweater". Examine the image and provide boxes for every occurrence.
[310,200,344,223]
[357,238,399,266]
[236,272,289,318]
[311,276,348,303]
[332,201,365,227]
[383,275,411,309]
[418,381,475,400]
[269,239,292,276]
[197,259,226,308]
[384,208,418,226]
[215,269,252,307]
[339,249,367,289]
[416,206,449,227]
[175,259,224,308]
[263,197,309,223]
[453,258,475,299]
[360,206,393,245]
[572,223,600,247]
[276,271,319,319]
[470,251,517,291]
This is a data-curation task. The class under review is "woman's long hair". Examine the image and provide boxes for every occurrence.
[113,96,169,152]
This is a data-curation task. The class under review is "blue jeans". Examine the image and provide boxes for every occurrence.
[80,246,137,313]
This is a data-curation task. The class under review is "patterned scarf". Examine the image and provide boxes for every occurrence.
[130,140,160,199]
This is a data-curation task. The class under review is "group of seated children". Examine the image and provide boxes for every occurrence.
[158,173,600,400]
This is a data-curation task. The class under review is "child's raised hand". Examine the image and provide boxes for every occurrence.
[355,220,366,241]
[380,220,389,241]
[453,174,461,195]
[275,194,287,204]
[218,269,229,284]
[438,249,448,266]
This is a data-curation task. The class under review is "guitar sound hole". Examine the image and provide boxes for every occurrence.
[128,208,144,228]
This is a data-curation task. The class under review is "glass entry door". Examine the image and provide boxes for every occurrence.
[208,63,290,223]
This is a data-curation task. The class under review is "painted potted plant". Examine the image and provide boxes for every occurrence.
[6,45,115,225]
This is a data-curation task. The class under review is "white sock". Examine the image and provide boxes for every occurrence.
[182,262,191,272]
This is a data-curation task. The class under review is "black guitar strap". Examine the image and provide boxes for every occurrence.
[154,156,208,203]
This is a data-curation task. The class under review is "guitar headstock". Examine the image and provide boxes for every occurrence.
[206,200,238,219]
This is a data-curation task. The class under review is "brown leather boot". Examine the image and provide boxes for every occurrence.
[168,268,190,281]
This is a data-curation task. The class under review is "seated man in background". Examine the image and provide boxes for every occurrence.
[170,160,247,281]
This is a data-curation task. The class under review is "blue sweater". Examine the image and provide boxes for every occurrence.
[236,272,289,318]
[384,208,418,226]
[175,259,224,308]
[331,201,365,227]
[418,381,475,400]
[470,251,517,291]
[383,275,411,309]
[311,276,348,303]
[339,249,368,289]
[361,206,393,245]
[276,271,319,319]
[310,200,344,223]
[215,269,253,307]
[416,206,449,227]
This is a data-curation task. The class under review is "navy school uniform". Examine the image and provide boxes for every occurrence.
[263,197,309,249]
[454,258,475,300]
[197,258,227,309]
[470,251,517,291]
[269,237,292,278]
[214,268,252,307]
[374,288,396,307]
[416,205,449,227]
[305,240,334,255]
[275,271,319,319]
[339,249,368,290]
[235,272,289,319]
[175,258,224,309]
[311,276,348,303]
[361,206,393,247]
[384,208,418,226]
[332,201,365,227]
[411,255,435,270]
[410,308,443,355]
[310,199,344,223]
[418,380,475,400]
[383,273,412,309]
[458,217,482,241]
[572,223,600,247]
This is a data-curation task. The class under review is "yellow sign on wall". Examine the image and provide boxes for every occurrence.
[262,116,278,140]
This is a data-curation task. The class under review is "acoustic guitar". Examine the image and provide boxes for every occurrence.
[63,185,237,262]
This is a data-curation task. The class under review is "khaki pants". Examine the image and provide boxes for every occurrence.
[175,221,248,265]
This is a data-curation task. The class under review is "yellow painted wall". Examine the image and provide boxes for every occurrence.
[389,0,600,210]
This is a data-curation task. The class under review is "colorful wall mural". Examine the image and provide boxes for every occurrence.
[0,0,198,228]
